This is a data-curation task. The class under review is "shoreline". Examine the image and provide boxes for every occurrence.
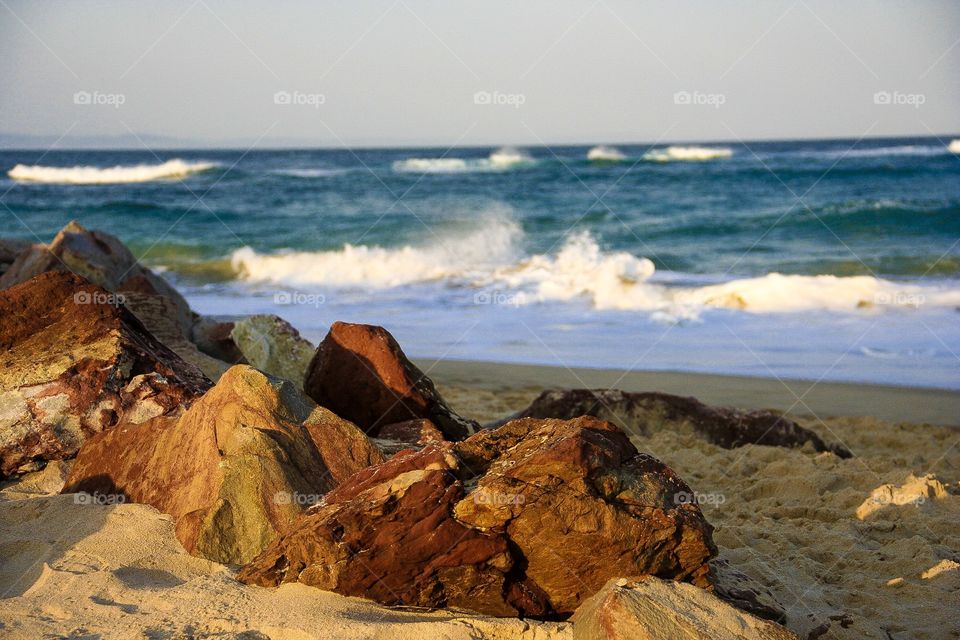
[418,358,960,427]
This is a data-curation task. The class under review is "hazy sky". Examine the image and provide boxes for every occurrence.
[1,0,958,147]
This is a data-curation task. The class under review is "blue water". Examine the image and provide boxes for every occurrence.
[2,137,959,389]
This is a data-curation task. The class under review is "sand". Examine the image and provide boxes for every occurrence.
[1,362,958,639]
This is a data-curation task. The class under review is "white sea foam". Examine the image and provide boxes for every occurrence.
[232,218,523,288]
[643,146,733,162]
[587,146,626,162]
[949,139,960,154]
[393,147,534,174]
[229,224,960,317]
[7,159,217,184]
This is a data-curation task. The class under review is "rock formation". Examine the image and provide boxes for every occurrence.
[62,365,383,564]
[229,314,316,386]
[499,388,851,457]
[0,271,211,478]
[238,416,716,618]
[304,321,477,440]
[571,576,800,640]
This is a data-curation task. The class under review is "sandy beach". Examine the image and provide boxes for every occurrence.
[2,360,957,639]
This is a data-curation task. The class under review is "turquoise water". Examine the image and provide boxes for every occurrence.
[3,137,959,389]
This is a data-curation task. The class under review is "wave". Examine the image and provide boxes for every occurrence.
[231,218,523,288]
[789,145,949,160]
[393,147,535,174]
[7,159,217,184]
[270,168,349,178]
[587,146,627,162]
[226,224,960,318]
[949,139,960,154]
[643,146,733,162]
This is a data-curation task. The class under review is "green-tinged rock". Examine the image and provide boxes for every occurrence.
[229,314,315,385]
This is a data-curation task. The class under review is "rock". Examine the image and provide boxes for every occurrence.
[304,322,477,440]
[855,473,950,519]
[238,416,716,619]
[121,292,231,381]
[238,444,525,616]
[452,416,715,614]
[62,365,383,564]
[230,315,315,386]
[499,389,851,457]
[192,315,246,363]
[372,419,447,456]
[0,238,29,276]
[0,272,211,478]
[709,558,787,624]
[571,576,800,640]
[0,221,193,337]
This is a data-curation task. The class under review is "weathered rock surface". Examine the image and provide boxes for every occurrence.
[0,272,211,478]
[571,576,800,640]
[304,321,477,439]
[191,315,246,363]
[0,221,193,337]
[499,389,851,457]
[121,292,231,381]
[239,416,716,619]
[62,365,383,564]
[230,314,315,386]
[0,238,29,276]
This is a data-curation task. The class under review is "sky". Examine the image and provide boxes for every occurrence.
[1,0,958,147]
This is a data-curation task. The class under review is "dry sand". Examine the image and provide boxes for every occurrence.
[1,362,958,639]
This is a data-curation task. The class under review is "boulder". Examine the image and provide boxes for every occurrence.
[303,322,477,440]
[62,365,383,565]
[0,272,211,478]
[499,389,850,457]
[230,314,315,386]
[571,576,800,640]
[238,416,716,618]
[0,221,193,337]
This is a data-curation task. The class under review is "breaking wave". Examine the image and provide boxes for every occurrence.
[643,146,733,162]
[949,139,960,154]
[393,147,535,173]
[228,223,960,318]
[7,159,217,184]
[587,146,627,162]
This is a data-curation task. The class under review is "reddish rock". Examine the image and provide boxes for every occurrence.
[0,272,211,478]
[303,322,477,440]
[0,221,194,337]
[62,365,383,564]
[499,389,850,457]
[238,416,716,619]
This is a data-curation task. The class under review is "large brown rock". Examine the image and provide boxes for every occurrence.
[304,322,477,440]
[571,576,800,640]
[238,416,716,619]
[499,389,851,457]
[0,272,211,478]
[62,365,383,564]
[0,238,29,276]
[0,221,193,337]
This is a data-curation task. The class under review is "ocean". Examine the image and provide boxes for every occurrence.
[3,137,959,389]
